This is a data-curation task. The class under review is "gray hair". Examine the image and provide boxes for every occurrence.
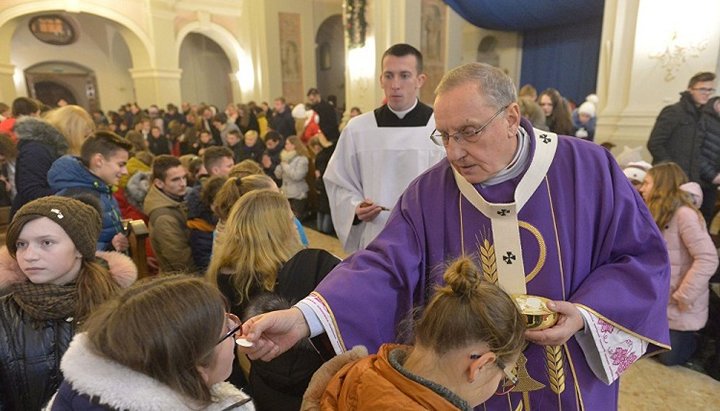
[435,63,517,109]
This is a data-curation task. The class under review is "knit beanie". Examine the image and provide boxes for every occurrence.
[578,101,596,118]
[6,196,102,260]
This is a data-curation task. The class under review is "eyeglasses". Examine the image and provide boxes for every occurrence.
[471,354,518,395]
[218,312,242,345]
[692,87,716,94]
[430,105,509,146]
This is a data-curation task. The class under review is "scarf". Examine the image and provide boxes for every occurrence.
[280,149,298,163]
[11,282,78,321]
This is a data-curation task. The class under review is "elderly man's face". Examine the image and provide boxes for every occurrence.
[434,85,520,184]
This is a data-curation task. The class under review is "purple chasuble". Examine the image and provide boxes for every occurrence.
[314,120,670,410]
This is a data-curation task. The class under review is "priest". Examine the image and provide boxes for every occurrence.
[241,63,671,411]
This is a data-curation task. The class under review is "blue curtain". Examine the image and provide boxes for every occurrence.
[443,0,604,104]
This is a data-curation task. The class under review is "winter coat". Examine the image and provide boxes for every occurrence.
[0,247,136,411]
[11,117,68,216]
[118,155,151,189]
[313,144,335,214]
[147,135,171,156]
[143,185,196,274]
[663,206,719,331]
[263,143,284,187]
[116,171,151,222]
[270,109,295,139]
[275,152,309,200]
[571,110,596,141]
[305,344,470,411]
[47,333,254,411]
[217,249,340,411]
[48,156,123,251]
[648,91,706,184]
[310,100,340,142]
[237,141,266,164]
[697,97,720,185]
[185,185,216,272]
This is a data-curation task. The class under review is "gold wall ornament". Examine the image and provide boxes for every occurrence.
[545,345,566,395]
[479,239,498,284]
[649,31,708,81]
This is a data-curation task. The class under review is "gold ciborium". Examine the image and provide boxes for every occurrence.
[513,295,558,330]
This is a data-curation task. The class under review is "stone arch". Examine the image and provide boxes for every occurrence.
[0,1,153,68]
[176,22,244,74]
[315,14,345,109]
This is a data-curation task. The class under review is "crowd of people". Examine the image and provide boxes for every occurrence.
[0,42,716,411]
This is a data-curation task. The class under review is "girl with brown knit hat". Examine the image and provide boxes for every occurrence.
[301,257,526,410]
[0,195,137,410]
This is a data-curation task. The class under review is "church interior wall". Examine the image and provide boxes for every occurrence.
[460,23,522,86]
[11,13,135,111]
[597,0,720,158]
[178,33,232,110]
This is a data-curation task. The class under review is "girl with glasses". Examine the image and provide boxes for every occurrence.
[303,257,526,410]
[47,275,254,410]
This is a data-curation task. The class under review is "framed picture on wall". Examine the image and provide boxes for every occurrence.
[29,14,76,46]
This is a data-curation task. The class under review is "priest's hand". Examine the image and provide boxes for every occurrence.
[356,199,382,222]
[524,300,584,346]
[238,307,310,362]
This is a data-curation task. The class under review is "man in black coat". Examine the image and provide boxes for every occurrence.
[306,88,340,142]
[648,71,716,219]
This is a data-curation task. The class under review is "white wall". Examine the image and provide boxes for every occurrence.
[178,33,232,108]
[11,13,135,111]
[460,23,522,86]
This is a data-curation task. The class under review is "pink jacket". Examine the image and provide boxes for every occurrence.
[663,206,719,331]
[0,246,138,291]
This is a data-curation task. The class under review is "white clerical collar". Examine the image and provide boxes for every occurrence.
[388,99,418,119]
[482,126,531,187]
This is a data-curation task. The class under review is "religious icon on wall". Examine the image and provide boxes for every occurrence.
[29,14,76,46]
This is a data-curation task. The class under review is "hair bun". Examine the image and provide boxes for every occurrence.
[443,257,481,296]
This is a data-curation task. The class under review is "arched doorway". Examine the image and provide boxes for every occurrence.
[315,15,345,110]
[179,33,232,108]
[33,81,77,106]
[25,61,97,110]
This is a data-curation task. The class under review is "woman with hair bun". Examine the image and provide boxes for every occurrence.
[302,257,526,410]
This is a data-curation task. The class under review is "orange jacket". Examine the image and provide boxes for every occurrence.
[319,344,464,410]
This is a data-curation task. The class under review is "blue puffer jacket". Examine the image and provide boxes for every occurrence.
[48,156,124,251]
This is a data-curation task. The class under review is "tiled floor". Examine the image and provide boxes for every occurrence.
[304,227,720,410]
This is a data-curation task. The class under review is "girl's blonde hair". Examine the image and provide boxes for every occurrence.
[415,257,526,365]
[44,105,95,155]
[206,190,302,304]
[212,174,277,221]
[645,162,701,229]
[82,275,226,405]
[286,135,309,158]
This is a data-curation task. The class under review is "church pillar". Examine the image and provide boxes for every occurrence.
[129,1,182,106]
[596,0,720,156]
[0,63,16,103]
[129,68,182,107]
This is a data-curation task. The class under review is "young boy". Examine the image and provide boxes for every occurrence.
[261,131,283,186]
[226,129,243,163]
[48,131,133,251]
[238,130,265,163]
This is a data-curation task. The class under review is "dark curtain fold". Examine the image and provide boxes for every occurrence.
[443,0,604,103]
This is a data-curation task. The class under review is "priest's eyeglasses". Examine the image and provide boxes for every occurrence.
[218,313,243,345]
[430,105,509,146]
[471,354,518,395]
